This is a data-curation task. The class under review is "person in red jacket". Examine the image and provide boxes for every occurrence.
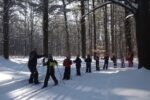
[127,52,134,67]
[63,56,72,80]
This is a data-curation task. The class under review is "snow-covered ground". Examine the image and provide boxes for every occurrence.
[0,56,150,100]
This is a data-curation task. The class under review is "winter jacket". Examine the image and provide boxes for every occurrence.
[28,50,43,67]
[44,59,57,71]
[127,53,134,61]
[94,56,99,61]
[85,57,92,66]
[63,59,72,67]
[44,59,57,67]
[104,56,109,62]
[74,57,82,66]
[111,56,117,63]
[85,57,92,63]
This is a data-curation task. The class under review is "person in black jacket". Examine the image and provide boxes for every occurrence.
[28,48,44,84]
[42,55,58,88]
[103,54,109,70]
[73,55,82,76]
[85,55,92,73]
[94,55,100,71]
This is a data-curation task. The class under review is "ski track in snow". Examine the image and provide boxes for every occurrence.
[0,57,150,100]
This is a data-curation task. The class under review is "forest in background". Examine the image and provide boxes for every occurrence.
[0,0,137,58]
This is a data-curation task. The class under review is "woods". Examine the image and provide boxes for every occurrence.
[0,0,150,69]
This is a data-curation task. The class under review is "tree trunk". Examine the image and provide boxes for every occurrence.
[3,0,10,59]
[43,0,49,56]
[135,0,150,69]
[88,0,92,55]
[75,14,80,55]
[125,9,132,55]
[104,5,108,54]
[30,6,34,52]
[80,0,86,58]
[24,0,27,56]
[111,4,115,54]
[62,0,70,56]
[92,0,97,57]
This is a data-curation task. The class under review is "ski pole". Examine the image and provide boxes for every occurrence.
[37,62,45,81]
[56,65,65,84]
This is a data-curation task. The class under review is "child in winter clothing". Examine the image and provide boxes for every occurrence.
[127,52,134,67]
[63,56,72,80]
[111,55,117,68]
[94,55,100,71]
[103,54,109,70]
[85,55,92,73]
[130,52,134,67]
[73,55,82,76]
[43,55,58,88]
[121,57,125,68]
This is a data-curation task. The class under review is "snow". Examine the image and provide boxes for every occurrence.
[0,56,150,100]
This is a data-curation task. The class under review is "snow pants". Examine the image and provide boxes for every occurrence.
[28,65,39,84]
[76,65,81,76]
[63,67,71,80]
[86,63,91,73]
[96,61,100,71]
[128,60,132,67]
[103,61,108,70]
[43,68,58,87]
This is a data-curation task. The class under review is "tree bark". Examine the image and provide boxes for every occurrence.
[24,0,27,56]
[43,0,49,56]
[30,6,34,52]
[80,0,86,58]
[87,0,92,55]
[92,0,96,57]
[104,5,108,54]
[125,9,132,54]
[111,4,115,54]
[62,0,70,56]
[135,0,150,69]
[3,0,10,59]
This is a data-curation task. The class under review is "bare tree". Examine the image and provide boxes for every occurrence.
[104,5,108,54]
[111,4,115,54]
[62,0,70,56]
[80,0,86,58]
[87,0,92,55]
[3,0,12,59]
[43,0,48,56]
[135,0,150,69]
[125,8,132,55]
[92,0,96,57]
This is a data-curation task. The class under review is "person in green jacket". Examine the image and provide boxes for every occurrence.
[43,54,58,88]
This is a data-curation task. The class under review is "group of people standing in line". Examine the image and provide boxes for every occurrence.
[27,49,134,88]
[103,52,134,70]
